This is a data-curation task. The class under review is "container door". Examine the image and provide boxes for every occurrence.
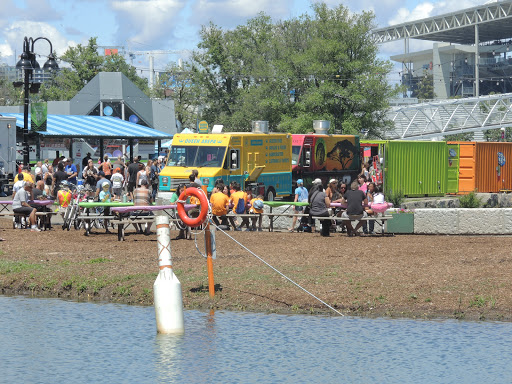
[447,144,459,194]
[458,143,476,194]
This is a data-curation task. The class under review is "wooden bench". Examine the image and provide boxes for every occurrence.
[310,215,394,235]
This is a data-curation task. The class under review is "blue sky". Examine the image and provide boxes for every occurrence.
[0,0,488,80]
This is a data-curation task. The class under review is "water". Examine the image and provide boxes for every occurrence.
[1,295,511,384]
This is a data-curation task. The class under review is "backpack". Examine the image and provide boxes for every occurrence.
[235,196,246,214]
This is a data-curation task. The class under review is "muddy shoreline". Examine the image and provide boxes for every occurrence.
[1,219,511,321]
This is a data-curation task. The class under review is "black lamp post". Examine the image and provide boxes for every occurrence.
[14,36,59,166]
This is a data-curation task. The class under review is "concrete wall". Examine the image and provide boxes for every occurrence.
[414,208,512,235]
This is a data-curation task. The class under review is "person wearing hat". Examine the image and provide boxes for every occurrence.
[249,194,265,231]
[288,179,309,232]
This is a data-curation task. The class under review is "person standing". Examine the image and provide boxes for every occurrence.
[308,182,331,237]
[64,158,78,185]
[289,179,308,232]
[127,157,140,201]
[110,168,124,200]
[82,152,92,170]
[52,162,68,198]
[150,159,160,200]
[100,155,112,180]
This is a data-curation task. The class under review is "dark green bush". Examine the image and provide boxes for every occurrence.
[386,189,405,208]
[458,191,481,208]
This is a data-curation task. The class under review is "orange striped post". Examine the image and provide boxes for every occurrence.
[204,221,215,298]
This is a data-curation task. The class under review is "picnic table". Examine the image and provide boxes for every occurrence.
[110,204,197,241]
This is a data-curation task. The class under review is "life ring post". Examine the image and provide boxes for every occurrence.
[153,215,184,334]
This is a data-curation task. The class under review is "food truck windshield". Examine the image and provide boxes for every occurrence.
[167,145,227,168]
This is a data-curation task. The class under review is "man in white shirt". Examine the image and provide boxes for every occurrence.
[12,182,40,232]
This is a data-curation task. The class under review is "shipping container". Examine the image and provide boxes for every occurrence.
[475,142,512,193]
[383,141,448,197]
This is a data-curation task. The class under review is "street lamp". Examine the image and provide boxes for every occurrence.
[14,36,59,165]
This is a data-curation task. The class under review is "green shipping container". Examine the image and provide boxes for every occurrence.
[384,141,447,197]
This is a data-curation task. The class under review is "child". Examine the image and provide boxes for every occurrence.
[373,184,385,204]
[110,167,124,200]
[249,194,264,231]
[99,183,111,203]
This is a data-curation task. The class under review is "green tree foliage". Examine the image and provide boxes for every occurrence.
[152,61,201,129]
[191,2,398,136]
[39,37,148,101]
[484,127,512,142]
[416,71,435,100]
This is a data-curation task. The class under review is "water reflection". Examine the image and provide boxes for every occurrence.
[1,296,512,384]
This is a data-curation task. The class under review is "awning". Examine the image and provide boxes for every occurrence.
[0,113,173,139]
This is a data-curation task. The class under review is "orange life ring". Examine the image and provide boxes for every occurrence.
[177,187,208,227]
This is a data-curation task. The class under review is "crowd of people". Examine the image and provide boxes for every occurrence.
[289,163,385,237]
[9,154,166,233]
[9,155,385,237]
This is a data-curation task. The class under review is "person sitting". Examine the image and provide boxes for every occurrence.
[82,159,98,189]
[363,182,377,235]
[132,179,153,235]
[210,182,230,229]
[308,182,331,237]
[12,182,40,232]
[341,180,368,237]
[12,173,25,198]
[31,180,52,229]
[228,181,249,231]
[249,195,264,231]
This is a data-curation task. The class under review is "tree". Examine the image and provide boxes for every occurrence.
[153,61,201,129]
[191,3,398,137]
[416,71,435,100]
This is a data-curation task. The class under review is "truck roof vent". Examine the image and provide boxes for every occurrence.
[313,120,330,135]
[252,120,269,134]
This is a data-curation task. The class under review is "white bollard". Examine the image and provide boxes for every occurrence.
[154,216,184,334]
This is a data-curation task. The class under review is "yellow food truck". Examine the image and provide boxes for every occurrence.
[159,132,292,200]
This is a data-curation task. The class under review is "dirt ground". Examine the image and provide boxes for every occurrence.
[0,217,511,321]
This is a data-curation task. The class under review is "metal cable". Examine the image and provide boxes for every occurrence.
[211,221,344,317]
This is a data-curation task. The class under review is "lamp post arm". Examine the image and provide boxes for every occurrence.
[31,37,54,56]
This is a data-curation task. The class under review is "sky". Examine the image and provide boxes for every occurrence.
[0,0,494,83]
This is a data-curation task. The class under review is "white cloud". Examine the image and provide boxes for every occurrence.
[111,0,186,48]
[388,0,484,25]
[190,0,294,29]
[3,21,77,63]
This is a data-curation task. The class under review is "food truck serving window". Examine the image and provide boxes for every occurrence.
[167,146,227,168]
[292,146,301,166]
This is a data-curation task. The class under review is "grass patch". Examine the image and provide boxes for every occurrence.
[0,260,43,274]
[469,295,495,308]
[88,258,112,264]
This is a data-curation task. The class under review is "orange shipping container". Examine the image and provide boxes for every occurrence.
[475,142,512,193]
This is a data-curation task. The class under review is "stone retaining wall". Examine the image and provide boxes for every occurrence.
[413,208,512,235]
